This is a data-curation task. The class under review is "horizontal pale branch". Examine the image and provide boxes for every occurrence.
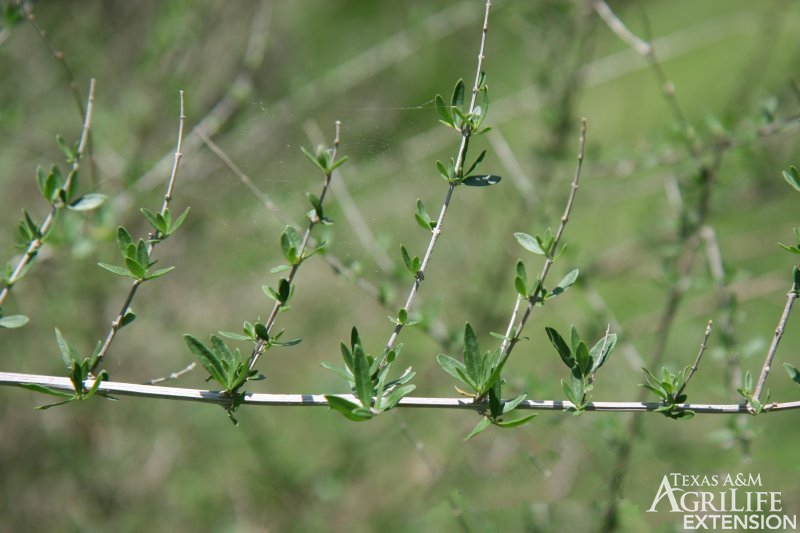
[2,372,799,414]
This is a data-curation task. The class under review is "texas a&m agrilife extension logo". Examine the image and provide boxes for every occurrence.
[647,473,796,530]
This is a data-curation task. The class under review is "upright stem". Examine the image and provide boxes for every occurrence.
[91,91,186,373]
[0,79,96,307]
[247,122,343,372]
[753,277,799,401]
[380,0,493,364]
[498,118,587,365]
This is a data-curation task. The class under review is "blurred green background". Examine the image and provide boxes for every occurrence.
[1,0,799,531]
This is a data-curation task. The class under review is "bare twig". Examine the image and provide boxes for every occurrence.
[0,78,96,307]
[675,320,713,399]
[92,91,186,373]
[753,276,799,401]
[303,120,394,272]
[4,371,800,414]
[144,362,197,386]
[380,0,493,365]
[21,2,85,119]
[498,118,587,363]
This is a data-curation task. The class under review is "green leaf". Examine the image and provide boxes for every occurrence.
[329,155,349,173]
[84,369,109,400]
[462,323,481,383]
[575,341,591,375]
[219,330,253,342]
[254,323,270,342]
[321,361,352,381]
[502,393,528,414]
[19,383,75,399]
[98,262,137,279]
[169,207,190,235]
[135,240,149,268]
[435,160,450,180]
[184,335,226,386]
[118,310,136,329]
[495,414,536,428]
[56,134,74,162]
[462,174,501,187]
[353,344,373,408]
[514,276,527,297]
[146,266,175,280]
[325,395,373,421]
[466,150,487,176]
[301,146,326,173]
[545,327,573,368]
[514,232,546,255]
[415,199,435,231]
[451,78,465,108]
[435,94,454,128]
[116,227,133,257]
[550,269,579,298]
[783,165,800,192]
[400,245,418,274]
[140,208,165,233]
[68,193,107,212]
[464,416,491,441]
[590,333,617,373]
[0,314,29,328]
[382,383,415,410]
[124,258,147,279]
[562,379,579,405]
[437,354,469,385]
[54,327,80,369]
[784,363,800,385]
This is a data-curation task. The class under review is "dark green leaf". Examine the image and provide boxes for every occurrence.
[784,363,800,385]
[466,150,487,176]
[116,227,133,257]
[124,258,146,279]
[140,208,165,233]
[463,323,481,382]
[495,414,536,428]
[118,310,136,329]
[435,160,450,180]
[254,323,270,342]
[545,327,573,368]
[353,344,372,408]
[169,207,190,234]
[435,94,454,128]
[184,335,226,386]
[451,78,465,108]
[783,165,800,192]
[325,395,373,421]
[462,174,501,187]
[19,383,75,399]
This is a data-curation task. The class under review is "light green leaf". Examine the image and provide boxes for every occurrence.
[514,232,546,255]
[464,416,491,441]
[68,193,107,212]
[0,314,29,328]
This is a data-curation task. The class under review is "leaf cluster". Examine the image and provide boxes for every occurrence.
[98,227,175,281]
[438,323,535,439]
[323,327,416,421]
[546,326,616,413]
[19,328,113,409]
[641,367,696,420]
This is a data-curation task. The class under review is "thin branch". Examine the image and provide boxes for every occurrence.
[144,362,197,386]
[675,320,713,399]
[499,118,587,362]
[380,0,493,364]
[303,120,395,273]
[4,372,799,414]
[0,78,96,307]
[247,122,344,372]
[22,2,85,119]
[92,91,186,373]
[753,277,799,401]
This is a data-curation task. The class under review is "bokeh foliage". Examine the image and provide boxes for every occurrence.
[1,0,799,531]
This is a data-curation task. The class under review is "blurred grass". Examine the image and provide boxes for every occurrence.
[1,0,800,531]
